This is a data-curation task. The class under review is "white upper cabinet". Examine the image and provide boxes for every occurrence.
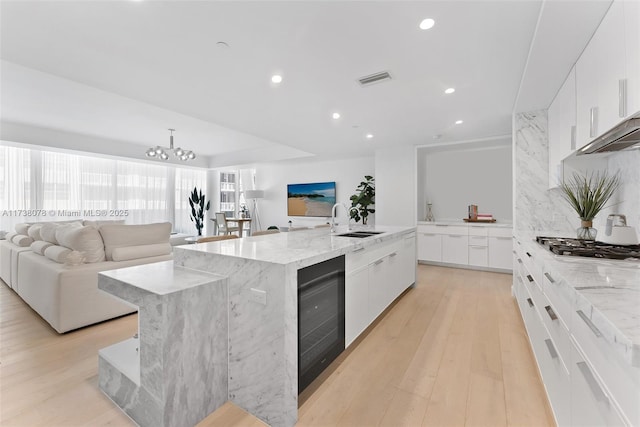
[576,1,631,148]
[624,0,640,116]
[548,67,576,189]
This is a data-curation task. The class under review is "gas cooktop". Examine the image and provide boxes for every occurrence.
[536,236,640,261]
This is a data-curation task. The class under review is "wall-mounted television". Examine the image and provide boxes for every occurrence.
[287,181,336,217]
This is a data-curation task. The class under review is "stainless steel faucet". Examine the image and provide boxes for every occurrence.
[331,203,359,232]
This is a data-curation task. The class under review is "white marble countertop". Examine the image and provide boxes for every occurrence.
[175,225,416,267]
[516,235,640,367]
[417,220,513,228]
[101,261,225,296]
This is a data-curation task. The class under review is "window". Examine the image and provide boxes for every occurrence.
[220,172,237,217]
[116,161,170,225]
[0,146,32,231]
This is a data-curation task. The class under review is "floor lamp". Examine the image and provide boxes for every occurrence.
[244,190,264,233]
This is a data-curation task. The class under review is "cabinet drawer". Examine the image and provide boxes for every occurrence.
[488,227,512,238]
[435,224,468,235]
[468,226,488,236]
[571,337,627,427]
[468,245,488,267]
[534,325,571,427]
[538,298,571,369]
[541,271,573,327]
[571,304,640,425]
[468,235,488,246]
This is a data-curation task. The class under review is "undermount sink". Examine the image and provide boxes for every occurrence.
[335,231,384,238]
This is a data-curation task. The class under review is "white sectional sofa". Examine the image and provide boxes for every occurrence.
[0,221,173,333]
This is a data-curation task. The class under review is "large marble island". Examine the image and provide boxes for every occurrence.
[97,226,417,427]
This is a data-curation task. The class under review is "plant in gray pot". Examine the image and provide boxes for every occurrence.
[189,186,210,236]
[559,171,620,240]
[349,175,375,226]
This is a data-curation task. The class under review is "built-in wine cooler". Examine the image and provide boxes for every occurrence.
[297,255,345,393]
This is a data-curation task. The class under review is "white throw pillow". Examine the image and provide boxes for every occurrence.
[12,235,34,247]
[15,223,31,235]
[30,240,53,256]
[44,245,72,263]
[27,224,44,241]
[41,222,82,245]
[5,231,17,242]
[99,222,171,261]
[55,225,106,263]
[111,243,172,262]
[0,231,7,240]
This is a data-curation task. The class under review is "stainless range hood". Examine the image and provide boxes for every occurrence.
[577,116,640,155]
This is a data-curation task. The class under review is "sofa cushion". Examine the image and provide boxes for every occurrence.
[55,225,106,263]
[12,234,34,247]
[5,231,18,242]
[44,245,72,263]
[83,219,126,228]
[41,222,82,244]
[27,224,44,241]
[111,242,172,262]
[15,223,31,235]
[31,240,53,256]
[0,231,7,240]
[99,222,171,261]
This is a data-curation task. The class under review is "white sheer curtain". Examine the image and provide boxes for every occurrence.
[116,160,171,225]
[41,151,116,220]
[175,167,207,234]
[0,145,33,231]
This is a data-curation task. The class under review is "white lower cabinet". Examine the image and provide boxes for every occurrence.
[345,232,416,347]
[514,243,636,427]
[417,232,441,262]
[571,339,626,427]
[442,234,468,265]
[345,266,370,347]
[488,237,512,270]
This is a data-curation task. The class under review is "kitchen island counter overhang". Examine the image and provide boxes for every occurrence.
[97,226,417,427]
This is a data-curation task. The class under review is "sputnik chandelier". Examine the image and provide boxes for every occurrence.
[145,129,196,161]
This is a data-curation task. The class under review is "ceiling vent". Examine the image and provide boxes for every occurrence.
[358,71,392,86]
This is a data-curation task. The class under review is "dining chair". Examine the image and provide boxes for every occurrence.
[215,212,240,236]
[196,234,239,243]
[252,229,280,236]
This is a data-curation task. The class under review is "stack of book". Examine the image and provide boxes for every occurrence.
[477,213,494,221]
[467,205,478,220]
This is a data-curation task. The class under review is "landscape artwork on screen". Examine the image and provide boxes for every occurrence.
[287,182,336,217]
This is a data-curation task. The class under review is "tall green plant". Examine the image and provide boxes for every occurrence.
[189,186,210,236]
[349,175,375,225]
[559,171,620,221]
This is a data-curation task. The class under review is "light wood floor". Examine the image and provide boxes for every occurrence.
[0,265,554,426]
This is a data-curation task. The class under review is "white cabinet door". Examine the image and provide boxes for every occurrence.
[548,67,576,189]
[571,340,626,427]
[576,1,627,147]
[442,234,469,265]
[345,267,370,347]
[398,233,416,295]
[488,236,513,270]
[624,0,640,116]
[368,256,389,322]
[417,233,442,262]
[468,245,488,267]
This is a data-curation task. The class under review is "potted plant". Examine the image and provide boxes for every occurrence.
[349,175,375,225]
[189,186,210,236]
[559,171,620,240]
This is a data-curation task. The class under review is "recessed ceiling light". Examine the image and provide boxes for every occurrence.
[455,120,464,125]
[366,134,374,139]
[271,75,283,84]
[419,18,435,30]
[445,87,455,94]
[332,112,341,120]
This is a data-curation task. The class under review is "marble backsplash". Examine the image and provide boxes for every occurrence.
[513,110,639,241]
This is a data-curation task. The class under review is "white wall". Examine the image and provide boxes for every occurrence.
[254,156,374,229]
[374,146,416,227]
[417,142,512,222]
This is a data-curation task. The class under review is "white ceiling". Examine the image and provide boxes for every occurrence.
[0,0,611,167]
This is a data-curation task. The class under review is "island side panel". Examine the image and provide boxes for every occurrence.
[174,249,297,427]
[162,283,229,427]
